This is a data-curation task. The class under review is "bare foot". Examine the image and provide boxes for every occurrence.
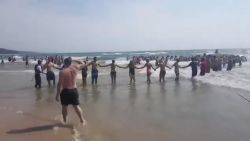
[80,119,87,126]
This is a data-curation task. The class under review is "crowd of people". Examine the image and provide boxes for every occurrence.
[30,52,246,125]
[30,52,246,89]
[1,50,247,125]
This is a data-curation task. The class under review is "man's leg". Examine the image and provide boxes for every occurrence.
[91,74,94,85]
[95,75,98,84]
[53,78,56,86]
[48,80,51,87]
[62,105,68,123]
[73,105,85,124]
[114,73,116,84]
[38,75,41,88]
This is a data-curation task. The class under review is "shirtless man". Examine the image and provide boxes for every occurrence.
[43,58,57,87]
[99,60,123,84]
[55,57,86,125]
[137,59,156,83]
[155,59,171,82]
[88,57,99,85]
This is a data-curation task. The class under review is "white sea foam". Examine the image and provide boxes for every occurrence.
[114,52,123,55]
[71,56,87,60]
[138,60,250,92]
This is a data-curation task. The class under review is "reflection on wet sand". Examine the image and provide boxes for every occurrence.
[35,89,43,102]
[129,84,137,110]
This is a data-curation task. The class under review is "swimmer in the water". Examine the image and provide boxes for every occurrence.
[56,57,86,125]
[137,59,156,83]
[99,60,124,84]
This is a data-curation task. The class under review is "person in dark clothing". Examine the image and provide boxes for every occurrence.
[227,58,233,71]
[183,57,198,78]
[1,56,4,64]
[25,56,29,68]
[81,61,88,85]
[200,58,206,76]
[34,60,42,88]
[205,57,210,73]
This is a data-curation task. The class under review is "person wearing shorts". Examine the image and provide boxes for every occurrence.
[56,57,86,125]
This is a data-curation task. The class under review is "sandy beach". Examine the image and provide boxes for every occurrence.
[0,63,250,141]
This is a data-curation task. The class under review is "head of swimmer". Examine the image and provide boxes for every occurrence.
[93,57,97,61]
[146,59,150,63]
[64,57,72,67]
[112,60,115,64]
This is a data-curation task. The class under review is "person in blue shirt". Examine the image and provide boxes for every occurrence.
[182,57,198,78]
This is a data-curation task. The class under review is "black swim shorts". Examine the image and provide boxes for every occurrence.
[46,71,55,81]
[60,88,79,106]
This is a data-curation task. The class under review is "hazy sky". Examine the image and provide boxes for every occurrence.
[0,0,249,52]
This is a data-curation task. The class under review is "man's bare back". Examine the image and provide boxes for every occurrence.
[60,65,77,89]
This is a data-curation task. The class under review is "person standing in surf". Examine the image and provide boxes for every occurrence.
[182,57,198,78]
[56,57,86,125]
[154,59,171,82]
[99,60,124,84]
[25,55,29,68]
[34,60,43,88]
[200,58,206,76]
[1,56,4,64]
[171,59,181,81]
[81,61,88,86]
[43,57,58,87]
[119,60,140,84]
[88,57,99,85]
[137,59,156,83]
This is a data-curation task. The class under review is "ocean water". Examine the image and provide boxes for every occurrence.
[1,48,250,91]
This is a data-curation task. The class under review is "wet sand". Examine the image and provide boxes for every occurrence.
[0,64,250,141]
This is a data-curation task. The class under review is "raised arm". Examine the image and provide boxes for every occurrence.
[72,60,87,70]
